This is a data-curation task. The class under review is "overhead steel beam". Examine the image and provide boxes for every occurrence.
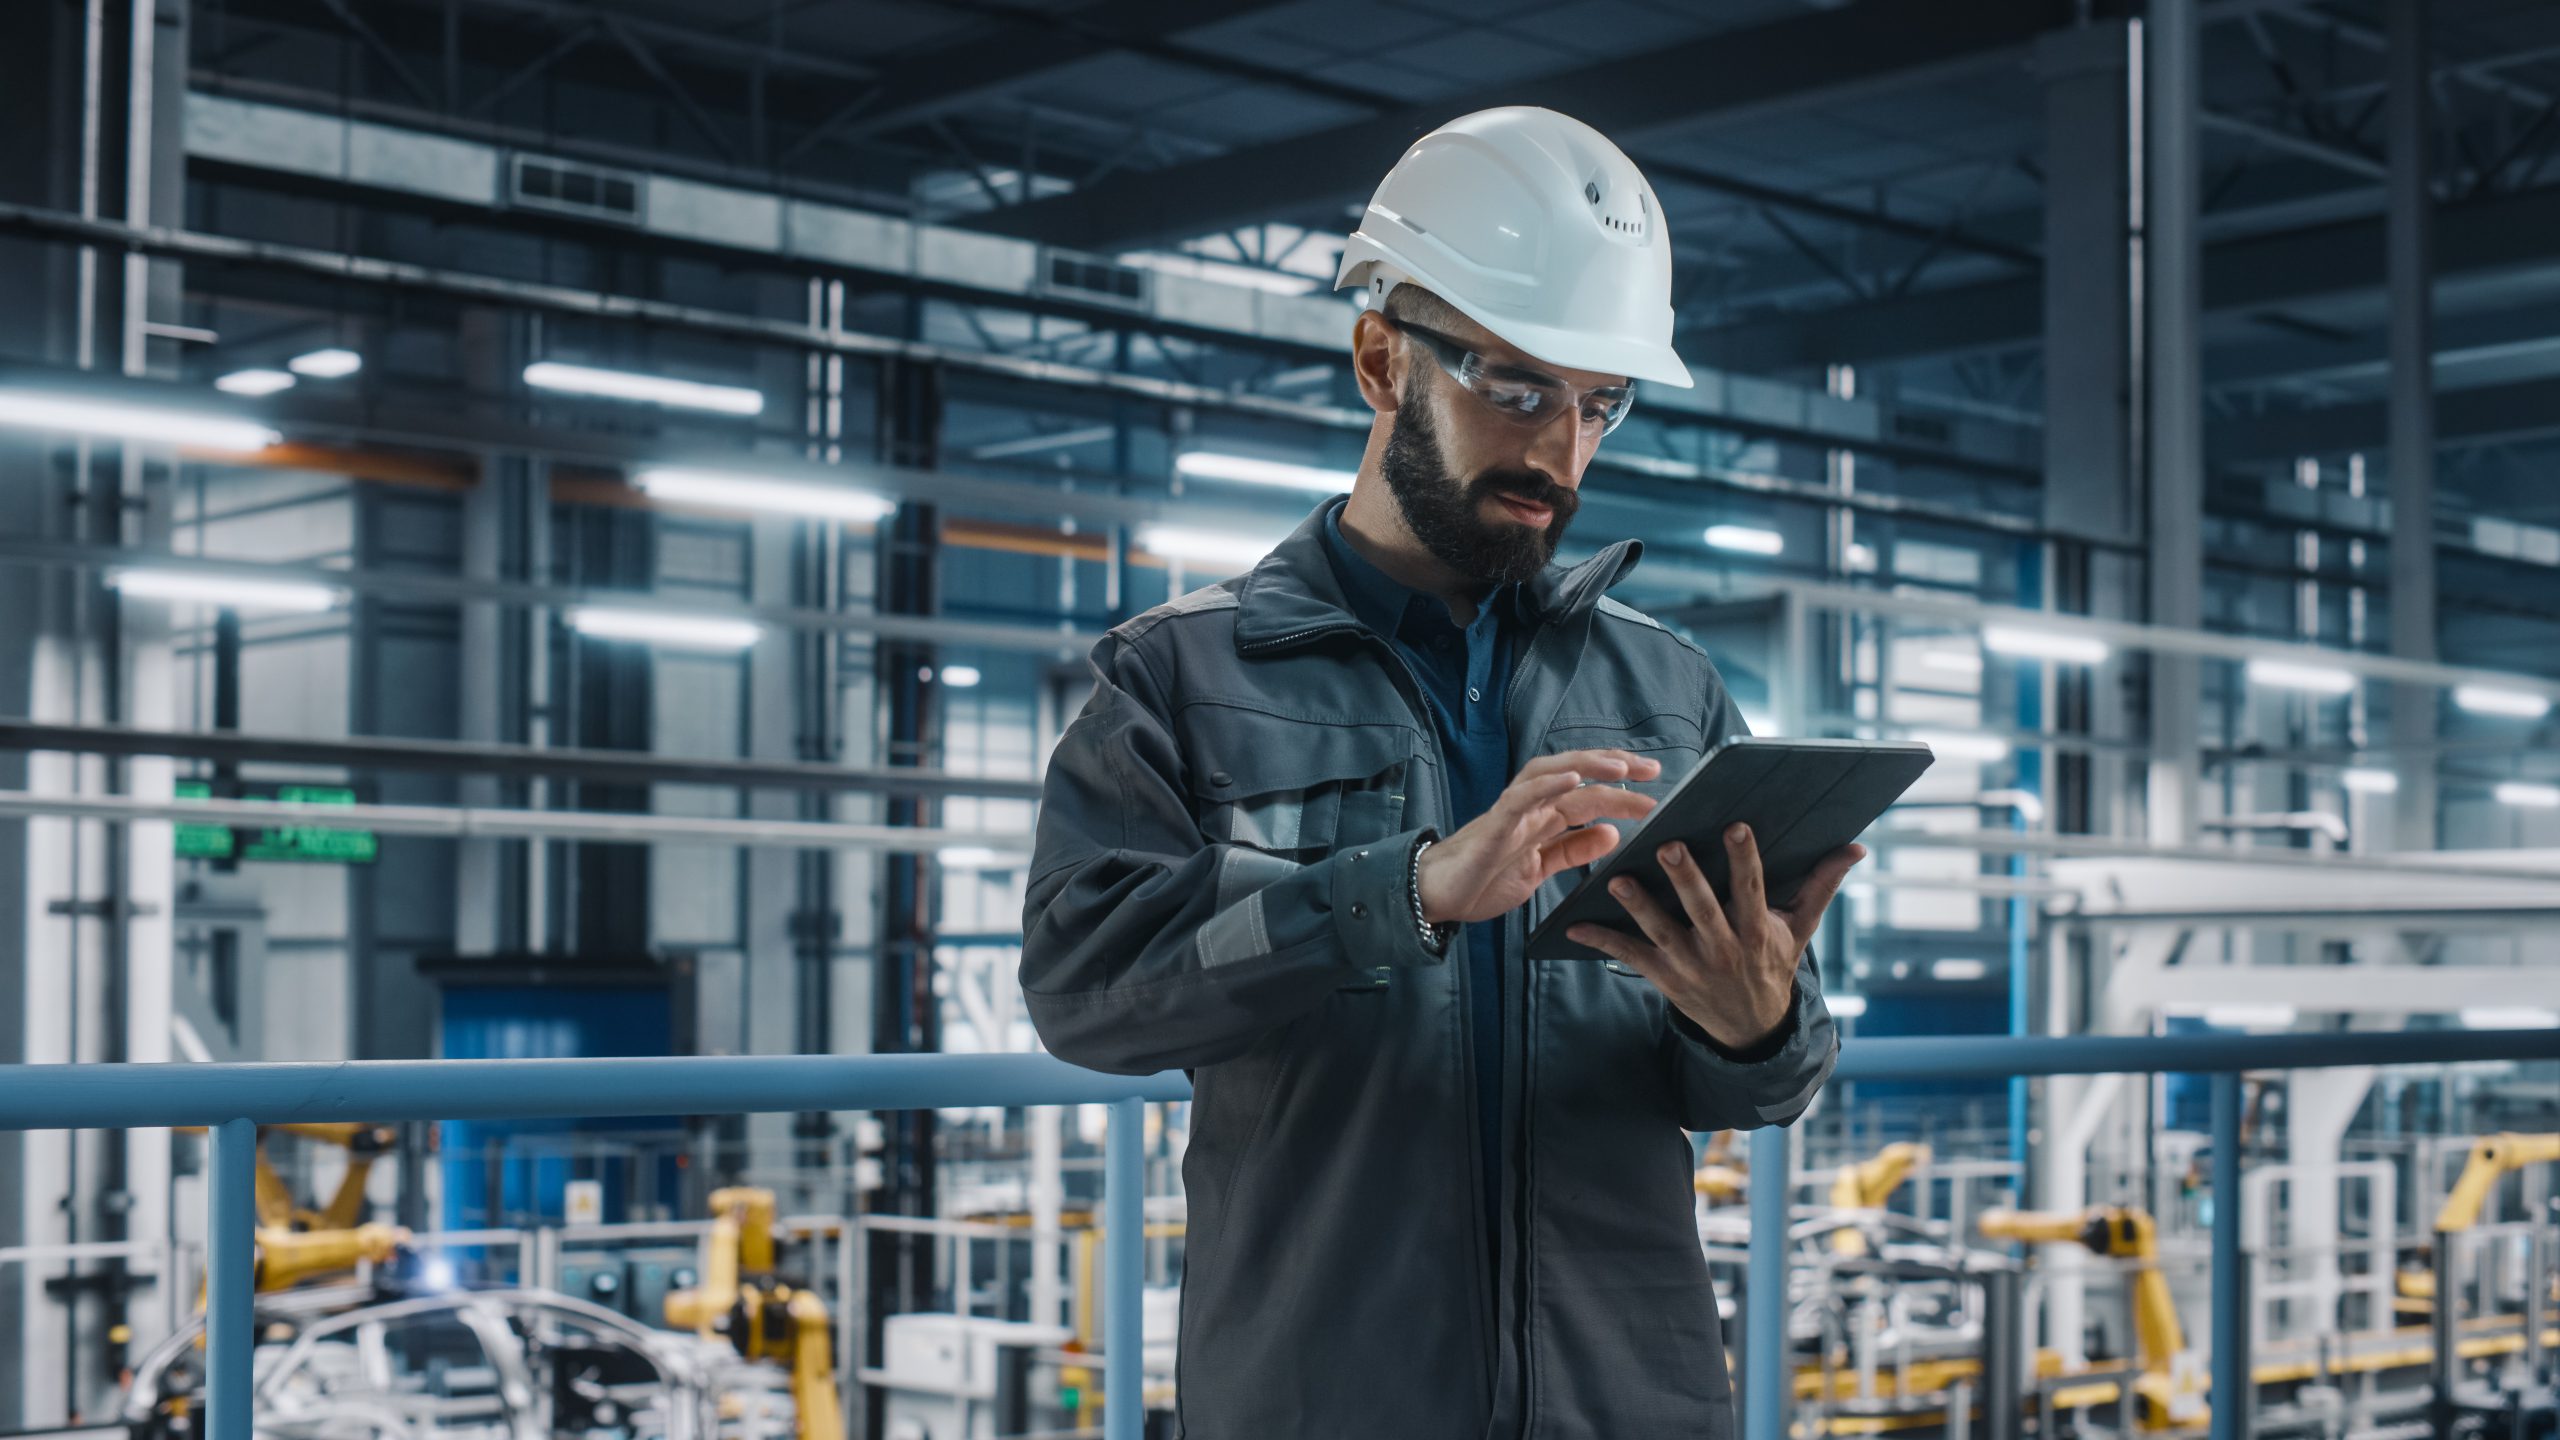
[964,0,2054,253]
[826,0,1324,149]
[0,789,1032,854]
[0,719,1046,801]
[1685,181,2560,370]
[2210,372,2560,459]
[0,533,1107,657]
[1668,577,2560,700]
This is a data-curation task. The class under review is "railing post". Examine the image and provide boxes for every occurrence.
[1745,1124,1791,1440]
[1105,1095,1144,1440]
[207,1117,257,1440]
[2210,1073,2245,1440]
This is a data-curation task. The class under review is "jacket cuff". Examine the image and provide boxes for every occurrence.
[1673,973,1823,1075]
[1675,996,1799,1065]
[1328,826,1449,971]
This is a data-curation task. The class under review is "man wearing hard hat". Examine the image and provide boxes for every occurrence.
[1023,108,1853,1436]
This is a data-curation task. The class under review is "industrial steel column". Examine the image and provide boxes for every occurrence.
[2385,0,2439,854]
[205,1118,255,1440]
[867,356,945,1439]
[1745,1125,1792,1440]
[2141,0,2204,848]
[2209,1074,2246,1440]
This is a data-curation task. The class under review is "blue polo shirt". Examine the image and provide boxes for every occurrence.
[1318,497,1530,1259]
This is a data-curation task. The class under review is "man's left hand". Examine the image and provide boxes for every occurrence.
[1567,823,1866,1053]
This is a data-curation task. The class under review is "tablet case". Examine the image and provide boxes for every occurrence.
[1523,737,1935,961]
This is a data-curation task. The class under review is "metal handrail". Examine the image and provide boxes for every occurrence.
[0,1031,2550,1440]
[0,1053,1187,1440]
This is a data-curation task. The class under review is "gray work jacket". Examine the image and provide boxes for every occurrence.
[1021,503,1839,1438]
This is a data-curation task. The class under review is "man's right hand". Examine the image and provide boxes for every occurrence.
[1415,749,1662,926]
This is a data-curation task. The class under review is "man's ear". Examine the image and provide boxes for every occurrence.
[1351,310,1401,416]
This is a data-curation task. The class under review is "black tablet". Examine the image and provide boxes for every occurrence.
[1523,737,1936,961]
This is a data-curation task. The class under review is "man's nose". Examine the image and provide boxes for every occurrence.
[1523,409,1599,486]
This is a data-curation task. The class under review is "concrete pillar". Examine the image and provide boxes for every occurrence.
[2385,0,2439,853]
[2142,0,2205,848]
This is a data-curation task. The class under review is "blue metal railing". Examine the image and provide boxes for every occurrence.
[0,1030,2551,1440]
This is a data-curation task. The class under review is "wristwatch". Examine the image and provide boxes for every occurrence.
[1408,835,1458,956]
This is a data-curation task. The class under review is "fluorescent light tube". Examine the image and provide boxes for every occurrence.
[1929,958,1988,982]
[1983,625,2111,664]
[110,568,340,612]
[213,369,295,396]
[2492,780,2560,809]
[937,846,1019,869]
[1910,730,2010,762]
[634,467,895,521]
[2452,684,2552,720]
[1704,524,1784,556]
[567,606,761,652]
[287,348,362,378]
[0,393,280,452]
[2461,1005,2558,1030]
[1174,451,1353,493]
[1828,994,1869,1019]
[2246,657,2357,695]
[2340,768,2399,794]
[1923,650,1985,675]
[2203,1004,2296,1030]
[1136,524,1281,571]
[939,665,982,688]
[524,361,764,416]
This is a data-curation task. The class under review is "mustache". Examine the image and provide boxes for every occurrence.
[1470,470,1578,518]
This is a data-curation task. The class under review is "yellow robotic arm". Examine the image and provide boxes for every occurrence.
[662,1187,843,1440]
[1982,1206,2205,1431]
[252,1222,410,1293]
[2433,1133,2560,1234]
[1829,1142,1930,1257]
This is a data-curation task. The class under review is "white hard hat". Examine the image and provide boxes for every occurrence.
[1335,106,1693,389]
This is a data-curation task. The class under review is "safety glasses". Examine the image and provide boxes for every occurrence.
[1387,317,1636,438]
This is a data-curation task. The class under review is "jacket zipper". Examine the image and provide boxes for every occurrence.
[1246,617,1502,1402]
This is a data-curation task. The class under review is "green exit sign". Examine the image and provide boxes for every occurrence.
[174,780,379,864]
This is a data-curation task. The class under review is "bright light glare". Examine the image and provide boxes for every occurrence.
[524,361,764,415]
[2452,684,2553,720]
[2204,1004,2297,1030]
[2492,780,2560,809]
[1828,994,1869,1019]
[1136,524,1280,571]
[939,665,982,688]
[2246,657,2358,695]
[1929,958,1988,982]
[635,467,895,522]
[938,846,1024,869]
[417,1256,458,1291]
[110,568,340,612]
[2341,767,2400,794]
[287,348,363,378]
[1909,730,2010,762]
[1704,524,1784,556]
[2461,1005,2559,1030]
[1174,451,1353,493]
[0,393,280,452]
[1982,625,2111,664]
[567,606,761,652]
[213,369,295,396]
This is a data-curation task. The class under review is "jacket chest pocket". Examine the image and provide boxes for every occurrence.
[1183,713,1430,862]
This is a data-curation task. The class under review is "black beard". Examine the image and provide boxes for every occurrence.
[1378,398,1579,587]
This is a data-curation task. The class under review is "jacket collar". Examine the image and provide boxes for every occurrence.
[1234,499,1645,654]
